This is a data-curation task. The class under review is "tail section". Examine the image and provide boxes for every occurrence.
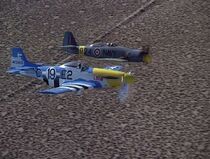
[63,32,77,46]
[7,48,39,76]
[63,31,78,54]
[11,48,32,68]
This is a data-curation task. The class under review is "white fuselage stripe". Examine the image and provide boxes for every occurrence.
[66,84,84,90]
[62,83,93,88]
[59,86,77,91]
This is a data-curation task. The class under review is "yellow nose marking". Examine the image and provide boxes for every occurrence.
[143,54,152,63]
[79,46,85,57]
[92,68,135,87]
[93,68,124,77]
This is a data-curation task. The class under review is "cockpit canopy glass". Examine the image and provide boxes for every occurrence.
[107,43,118,47]
[63,61,81,68]
[81,63,89,71]
[63,61,89,71]
[89,42,118,47]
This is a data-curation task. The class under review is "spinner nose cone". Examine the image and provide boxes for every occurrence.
[124,73,135,84]
[143,54,152,63]
[141,46,152,63]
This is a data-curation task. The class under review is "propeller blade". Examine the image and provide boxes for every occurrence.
[142,45,150,53]
[118,84,129,103]
[121,75,124,83]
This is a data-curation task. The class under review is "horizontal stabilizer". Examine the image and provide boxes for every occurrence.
[60,45,79,48]
[7,69,19,74]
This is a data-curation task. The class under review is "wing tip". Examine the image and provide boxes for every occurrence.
[38,90,57,95]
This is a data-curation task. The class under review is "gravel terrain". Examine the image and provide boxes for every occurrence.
[0,0,209,159]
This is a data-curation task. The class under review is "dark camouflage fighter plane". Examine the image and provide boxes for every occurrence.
[62,32,152,63]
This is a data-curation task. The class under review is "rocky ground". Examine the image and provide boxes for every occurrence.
[0,0,209,158]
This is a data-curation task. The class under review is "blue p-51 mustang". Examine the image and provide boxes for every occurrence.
[7,48,135,101]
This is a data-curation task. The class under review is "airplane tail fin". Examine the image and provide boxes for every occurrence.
[9,48,37,69]
[7,48,43,78]
[63,31,78,54]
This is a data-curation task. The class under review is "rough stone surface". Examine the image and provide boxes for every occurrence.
[0,0,209,158]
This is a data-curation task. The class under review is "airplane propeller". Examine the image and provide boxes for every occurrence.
[118,83,129,103]
[118,73,132,103]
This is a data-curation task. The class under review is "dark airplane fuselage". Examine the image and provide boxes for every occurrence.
[63,32,151,62]
[71,44,148,62]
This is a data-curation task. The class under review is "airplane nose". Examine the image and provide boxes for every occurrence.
[141,46,152,63]
[143,54,152,63]
[93,68,124,77]
[124,73,135,84]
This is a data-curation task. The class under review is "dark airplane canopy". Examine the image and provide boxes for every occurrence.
[89,43,118,47]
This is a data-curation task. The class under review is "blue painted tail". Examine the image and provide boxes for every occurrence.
[10,48,36,68]
[7,47,40,75]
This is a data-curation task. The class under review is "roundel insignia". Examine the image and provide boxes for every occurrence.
[94,48,101,57]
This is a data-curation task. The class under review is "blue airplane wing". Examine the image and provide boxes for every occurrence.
[7,66,36,74]
[38,86,77,94]
[38,80,100,95]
